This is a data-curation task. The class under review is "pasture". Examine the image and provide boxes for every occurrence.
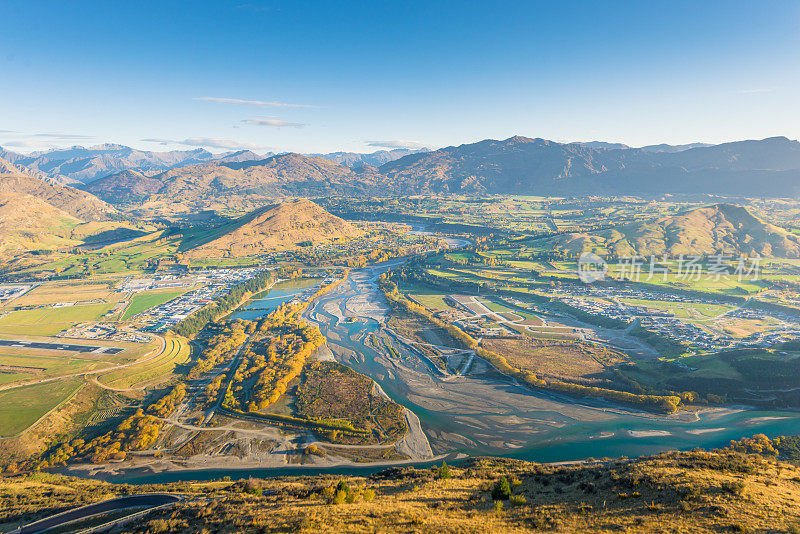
[122,289,187,320]
[0,377,84,437]
[0,303,115,336]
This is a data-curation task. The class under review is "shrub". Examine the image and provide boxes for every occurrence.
[492,477,512,501]
[510,495,526,506]
[332,489,347,505]
[363,488,376,502]
[494,500,504,513]
[721,481,746,495]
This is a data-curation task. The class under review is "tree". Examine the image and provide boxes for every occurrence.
[438,461,451,480]
[492,476,512,501]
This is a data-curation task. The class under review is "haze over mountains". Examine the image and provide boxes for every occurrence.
[3,136,800,208]
[0,144,426,186]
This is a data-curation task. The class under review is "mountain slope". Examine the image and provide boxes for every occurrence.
[0,159,116,221]
[185,198,363,257]
[312,148,428,167]
[0,191,83,253]
[4,449,800,534]
[542,204,800,257]
[381,136,800,196]
[87,153,392,215]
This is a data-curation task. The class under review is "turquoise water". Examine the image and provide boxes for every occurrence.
[306,268,800,464]
[112,264,800,484]
[230,278,319,321]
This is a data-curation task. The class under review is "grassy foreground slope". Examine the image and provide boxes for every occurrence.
[3,446,800,533]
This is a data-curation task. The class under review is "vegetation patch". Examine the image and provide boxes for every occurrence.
[296,361,407,445]
[0,377,84,437]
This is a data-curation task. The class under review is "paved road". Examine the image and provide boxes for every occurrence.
[18,493,180,534]
[0,339,122,354]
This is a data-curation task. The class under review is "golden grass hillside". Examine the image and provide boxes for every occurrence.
[0,164,117,221]
[186,198,363,257]
[0,191,83,253]
[544,203,800,258]
[4,447,800,533]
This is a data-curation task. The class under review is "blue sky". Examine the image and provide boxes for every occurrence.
[1,0,798,154]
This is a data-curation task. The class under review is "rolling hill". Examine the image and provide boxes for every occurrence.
[185,198,363,257]
[0,191,83,253]
[0,158,116,221]
[0,157,124,255]
[539,204,800,257]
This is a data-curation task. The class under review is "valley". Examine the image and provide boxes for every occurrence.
[5,140,800,533]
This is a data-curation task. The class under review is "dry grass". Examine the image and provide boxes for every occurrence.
[484,336,627,381]
[3,450,800,533]
[7,282,114,308]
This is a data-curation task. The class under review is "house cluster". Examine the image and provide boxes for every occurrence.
[740,327,800,347]
[542,283,800,352]
[60,322,150,343]
[639,316,732,350]
[140,267,267,331]
[556,295,673,324]
[119,274,195,293]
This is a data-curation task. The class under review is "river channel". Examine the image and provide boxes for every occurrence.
[304,260,800,464]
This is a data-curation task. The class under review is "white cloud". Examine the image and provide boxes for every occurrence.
[33,133,94,139]
[236,3,272,12]
[179,137,271,151]
[3,140,53,149]
[194,96,312,108]
[140,137,270,151]
[366,139,426,150]
[140,138,172,145]
[242,118,306,128]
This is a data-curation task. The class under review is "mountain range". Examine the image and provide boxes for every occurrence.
[85,153,390,216]
[0,144,426,186]
[3,136,800,212]
[379,135,800,196]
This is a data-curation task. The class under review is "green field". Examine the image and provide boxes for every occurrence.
[0,377,84,437]
[0,352,97,384]
[0,303,115,336]
[122,289,187,320]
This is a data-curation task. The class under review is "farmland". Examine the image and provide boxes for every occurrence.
[0,377,84,437]
[121,289,188,320]
[0,303,115,336]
